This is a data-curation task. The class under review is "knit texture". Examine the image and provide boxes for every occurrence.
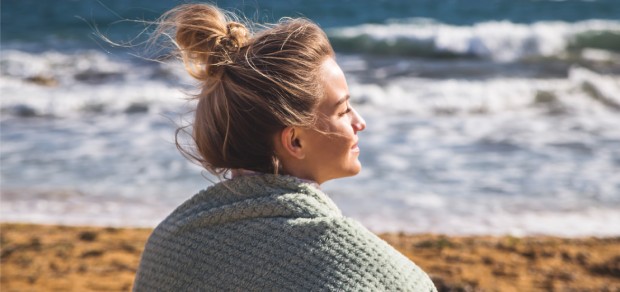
[133,174,436,291]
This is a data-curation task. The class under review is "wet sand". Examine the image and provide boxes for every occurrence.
[1,223,619,291]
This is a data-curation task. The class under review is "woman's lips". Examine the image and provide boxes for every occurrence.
[351,142,360,152]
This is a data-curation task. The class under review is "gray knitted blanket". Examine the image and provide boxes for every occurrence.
[133,174,436,291]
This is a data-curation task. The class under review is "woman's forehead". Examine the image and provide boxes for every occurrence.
[320,58,348,106]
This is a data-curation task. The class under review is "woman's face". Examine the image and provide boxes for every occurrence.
[301,58,366,184]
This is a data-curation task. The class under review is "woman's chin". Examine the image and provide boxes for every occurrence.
[346,161,362,177]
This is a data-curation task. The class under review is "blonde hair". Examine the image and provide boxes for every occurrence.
[156,4,335,175]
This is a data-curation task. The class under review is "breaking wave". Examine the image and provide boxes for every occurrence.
[328,19,620,61]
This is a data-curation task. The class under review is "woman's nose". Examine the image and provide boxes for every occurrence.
[352,108,366,133]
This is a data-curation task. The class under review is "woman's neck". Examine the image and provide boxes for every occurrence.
[231,169,320,188]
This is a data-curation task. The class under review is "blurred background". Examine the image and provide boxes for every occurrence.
[1,0,619,236]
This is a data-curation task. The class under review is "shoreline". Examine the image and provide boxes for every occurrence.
[3,197,619,238]
[2,223,619,291]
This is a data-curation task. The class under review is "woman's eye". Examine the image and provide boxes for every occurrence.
[339,107,352,116]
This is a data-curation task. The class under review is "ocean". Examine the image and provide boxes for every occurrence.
[2,0,619,236]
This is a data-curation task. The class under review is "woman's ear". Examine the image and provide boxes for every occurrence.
[279,127,305,159]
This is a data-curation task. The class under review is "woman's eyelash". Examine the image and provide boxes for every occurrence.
[339,107,352,116]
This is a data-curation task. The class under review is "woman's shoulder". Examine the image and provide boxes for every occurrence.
[134,175,436,291]
[302,217,437,291]
[137,214,435,291]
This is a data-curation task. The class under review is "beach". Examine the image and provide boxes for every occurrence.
[2,223,619,291]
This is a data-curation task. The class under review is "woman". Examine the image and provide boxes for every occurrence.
[134,4,436,291]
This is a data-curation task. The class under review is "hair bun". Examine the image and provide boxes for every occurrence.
[160,4,251,80]
[218,22,248,53]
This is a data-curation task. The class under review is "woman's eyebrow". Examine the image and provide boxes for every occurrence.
[336,95,350,106]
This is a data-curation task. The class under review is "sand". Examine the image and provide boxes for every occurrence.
[1,223,619,291]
